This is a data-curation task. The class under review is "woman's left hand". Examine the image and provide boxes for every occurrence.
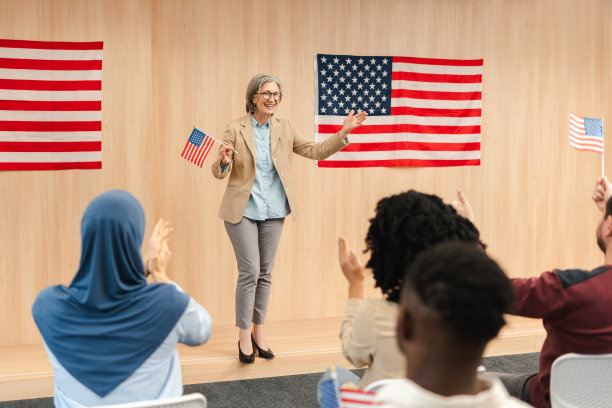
[338,235,365,299]
[340,109,368,135]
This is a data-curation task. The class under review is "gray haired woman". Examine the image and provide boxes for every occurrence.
[212,73,367,363]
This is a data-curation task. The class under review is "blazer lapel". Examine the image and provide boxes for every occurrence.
[270,117,281,155]
[239,115,256,161]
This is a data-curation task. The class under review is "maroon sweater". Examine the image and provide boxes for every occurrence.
[511,266,612,408]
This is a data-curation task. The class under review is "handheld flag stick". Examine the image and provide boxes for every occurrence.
[194,126,238,154]
[602,116,605,178]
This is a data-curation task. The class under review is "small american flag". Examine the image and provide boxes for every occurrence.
[340,389,377,407]
[181,127,214,167]
[569,111,604,154]
[0,39,103,170]
[314,53,483,168]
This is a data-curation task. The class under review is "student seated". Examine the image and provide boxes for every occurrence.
[373,242,531,407]
[32,190,212,407]
[328,190,482,392]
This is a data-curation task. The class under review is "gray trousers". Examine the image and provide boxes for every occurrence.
[224,217,285,329]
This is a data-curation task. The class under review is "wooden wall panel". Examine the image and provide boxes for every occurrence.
[0,0,609,345]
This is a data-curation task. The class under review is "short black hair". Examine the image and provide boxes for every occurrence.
[364,190,481,303]
[606,197,612,218]
[402,241,514,345]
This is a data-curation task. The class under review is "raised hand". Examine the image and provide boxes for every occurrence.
[450,190,475,222]
[146,218,173,282]
[338,235,365,298]
[593,177,612,213]
[340,109,368,135]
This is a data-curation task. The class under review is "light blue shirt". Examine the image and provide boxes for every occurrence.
[243,115,290,220]
[45,283,212,408]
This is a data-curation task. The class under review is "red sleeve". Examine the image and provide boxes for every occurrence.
[511,270,568,320]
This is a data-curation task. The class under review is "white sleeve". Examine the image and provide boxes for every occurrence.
[170,283,213,346]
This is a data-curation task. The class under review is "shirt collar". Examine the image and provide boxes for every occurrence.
[251,114,270,128]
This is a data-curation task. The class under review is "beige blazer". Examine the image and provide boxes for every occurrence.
[212,114,348,223]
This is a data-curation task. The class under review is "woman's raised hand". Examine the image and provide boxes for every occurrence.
[146,218,173,283]
[340,109,368,135]
[338,236,365,299]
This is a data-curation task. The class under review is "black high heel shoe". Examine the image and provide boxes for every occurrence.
[251,334,275,359]
[238,340,255,364]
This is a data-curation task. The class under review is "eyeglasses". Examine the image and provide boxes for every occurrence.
[257,92,282,101]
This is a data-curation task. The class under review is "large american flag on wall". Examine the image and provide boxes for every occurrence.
[0,39,103,170]
[314,54,483,168]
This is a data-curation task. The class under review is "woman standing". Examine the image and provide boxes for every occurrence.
[212,73,366,363]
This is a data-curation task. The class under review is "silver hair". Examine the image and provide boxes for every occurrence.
[245,73,282,114]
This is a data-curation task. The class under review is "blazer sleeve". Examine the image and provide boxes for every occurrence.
[211,124,236,179]
[290,120,348,160]
[340,298,376,368]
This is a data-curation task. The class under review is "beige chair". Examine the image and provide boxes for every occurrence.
[95,393,207,408]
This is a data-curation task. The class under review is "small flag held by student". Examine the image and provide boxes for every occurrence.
[181,128,214,167]
[319,367,342,408]
[340,389,376,407]
[569,112,604,154]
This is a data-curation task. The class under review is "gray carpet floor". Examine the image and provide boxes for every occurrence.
[0,352,539,408]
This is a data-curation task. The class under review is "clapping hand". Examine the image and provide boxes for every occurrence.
[338,236,365,299]
[146,219,173,283]
[450,190,475,222]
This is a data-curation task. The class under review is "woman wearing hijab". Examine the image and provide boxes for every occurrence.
[212,73,367,363]
[32,190,212,407]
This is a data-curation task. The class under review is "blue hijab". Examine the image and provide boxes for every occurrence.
[32,190,189,397]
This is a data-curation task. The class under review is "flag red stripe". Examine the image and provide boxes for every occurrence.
[0,39,103,50]
[193,140,209,166]
[0,141,100,152]
[319,124,480,135]
[0,121,101,131]
[196,138,214,166]
[181,142,190,157]
[390,107,481,117]
[317,158,480,168]
[0,161,101,170]
[340,141,480,152]
[0,100,101,111]
[392,71,482,83]
[391,89,481,100]
[570,147,603,154]
[0,79,101,91]
[393,56,483,66]
[0,58,102,70]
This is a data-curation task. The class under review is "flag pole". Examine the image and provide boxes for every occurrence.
[602,116,605,178]
[194,126,238,154]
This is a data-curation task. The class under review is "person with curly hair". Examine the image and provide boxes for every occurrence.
[328,190,482,392]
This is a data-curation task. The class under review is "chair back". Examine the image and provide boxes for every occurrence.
[550,353,612,408]
[95,393,207,408]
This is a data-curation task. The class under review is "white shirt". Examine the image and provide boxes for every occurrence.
[46,284,212,408]
[373,375,533,408]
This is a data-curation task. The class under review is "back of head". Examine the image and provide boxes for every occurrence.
[72,189,147,308]
[402,241,513,346]
[365,190,481,303]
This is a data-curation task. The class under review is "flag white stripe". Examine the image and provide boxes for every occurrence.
[326,150,480,161]
[316,132,481,144]
[0,89,101,101]
[0,47,102,61]
[0,151,101,162]
[569,123,585,134]
[0,131,101,142]
[391,98,482,109]
[0,110,101,121]
[569,141,603,153]
[569,134,603,144]
[392,62,483,75]
[0,68,102,81]
[316,115,480,127]
[392,80,482,92]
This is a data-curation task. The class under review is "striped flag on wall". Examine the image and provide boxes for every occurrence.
[314,54,483,167]
[0,39,103,170]
[181,127,214,167]
[569,111,604,154]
